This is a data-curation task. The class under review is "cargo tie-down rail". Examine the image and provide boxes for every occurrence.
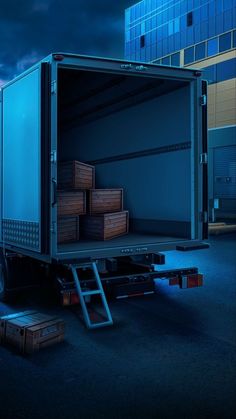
[69,262,113,329]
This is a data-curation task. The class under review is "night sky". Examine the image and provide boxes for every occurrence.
[0,0,135,86]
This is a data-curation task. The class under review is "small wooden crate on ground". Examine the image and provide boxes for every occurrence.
[87,189,123,215]
[58,160,95,190]
[57,216,80,244]
[80,211,129,240]
[57,190,86,216]
[0,311,65,354]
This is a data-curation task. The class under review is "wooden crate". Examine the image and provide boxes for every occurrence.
[0,310,37,344]
[58,216,80,244]
[87,189,123,214]
[57,190,86,216]
[58,161,95,190]
[80,211,129,240]
[2,312,65,354]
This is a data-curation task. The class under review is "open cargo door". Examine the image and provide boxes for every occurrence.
[1,63,50,253]
[201,80,208,239]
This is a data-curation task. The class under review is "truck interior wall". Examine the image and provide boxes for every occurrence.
[58,70,192,240]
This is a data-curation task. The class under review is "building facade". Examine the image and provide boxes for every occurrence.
[125,0,236,220]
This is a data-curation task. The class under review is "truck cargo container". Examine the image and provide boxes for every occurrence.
[0,53,208,328]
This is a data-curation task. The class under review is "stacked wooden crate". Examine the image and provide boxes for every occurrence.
[57,160,129,243]
[57,161,94,244]
[81,189,128,240]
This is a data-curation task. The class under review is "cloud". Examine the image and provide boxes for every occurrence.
[0,0,135,83]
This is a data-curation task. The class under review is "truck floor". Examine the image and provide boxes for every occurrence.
[58,233,186,252]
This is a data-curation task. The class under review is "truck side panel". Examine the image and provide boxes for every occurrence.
[1,64,51,254]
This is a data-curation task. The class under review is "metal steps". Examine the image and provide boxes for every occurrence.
[70,262,113,329]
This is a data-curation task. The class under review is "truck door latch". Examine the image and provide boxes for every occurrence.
[50,150,57,163]
[200,94,207,106]
[200,153,207,164]
[51,80,57,94]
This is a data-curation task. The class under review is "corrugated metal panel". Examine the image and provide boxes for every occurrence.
[214,145,236,198]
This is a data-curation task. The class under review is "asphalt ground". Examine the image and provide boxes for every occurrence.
[0,233,235,419]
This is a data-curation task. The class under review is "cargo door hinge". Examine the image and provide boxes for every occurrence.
[199,211,208,223]
[51,222,56,234]
[50,150,57,163]
[51,80,57,94]
[200,153,207,164]
[200,94,207,106]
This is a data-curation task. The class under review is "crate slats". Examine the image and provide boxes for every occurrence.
[58,161,95,190]
[57,190,86,216]
[0,312,65,354]
[58,216,80,244]
[88,189,123,214]
[80,211,129,240]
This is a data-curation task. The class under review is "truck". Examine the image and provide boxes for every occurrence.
[0,53,208,329]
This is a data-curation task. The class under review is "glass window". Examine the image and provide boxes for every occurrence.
[168,21,174,36]
[145,19,151,32]
[188,0,194,10]
[140,35,145,48]
[125,31,131,42]
[203,64,217,84]
[135,3,141,20]
[151,16,157,30]
[187,11,193,26]
[146,32,151,47]
[209,1,215,17]
[195,41,206,60]
[130,6,135,23]
[223,10,232,32]
[125,8,131,25]
[135,25,141,38]
[151,44,157,61]
[207,37,218,56]
[151,29,157,44]
[141,22,145,35]
[200,4,208,21]
[223,0,233,11]
[184,46,194,64]
[219,32,231,52]
[217,58,236,82]
[216,0,223,14]
[233,30,236,48]
[130,27,135,40]
[171,52,180,66]
[162,56,171,65]
[146,46,151,62]
[174,18,180,33]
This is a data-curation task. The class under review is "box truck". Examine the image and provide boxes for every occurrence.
[0,53,208,328]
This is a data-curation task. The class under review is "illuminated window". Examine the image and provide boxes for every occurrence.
[207,37,218,56]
